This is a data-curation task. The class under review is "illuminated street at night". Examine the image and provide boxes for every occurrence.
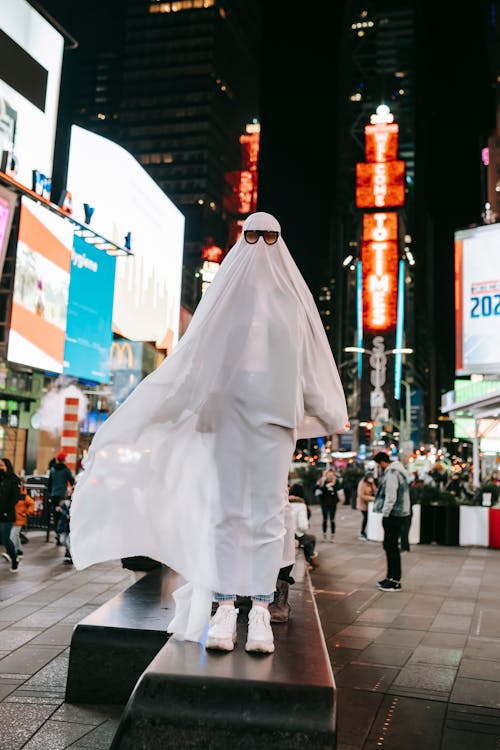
[1,1,500,748]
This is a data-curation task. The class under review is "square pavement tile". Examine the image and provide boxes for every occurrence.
[420,632,467,649]
[68,717,121,749]
[327,644,361,670]
[473,610,500,638]
[439,600,475,616]
[390,614,435,630]
[442,703,500,750]
[18,719,93,749]
[335,625,385,641]
[336,688,384,749]
[334,663,399,692]
[430,614,472,633]
[355,643,412,668]
[463,638,500,661]
[356,607,399,626]
[51,702,119,725]
[451,677,500,709]
[0,645,65,675]
[458,658,500,682]
[0,702,56,748]
[390,664,458,698]
[29,624,76,647]
[0,629,41,651]
[375,628,425,647]
[408,645,463,667]
[364,694,446,750]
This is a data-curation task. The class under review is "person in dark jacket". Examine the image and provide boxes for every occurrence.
[0,457,22,572]
[372,452,410,591]
[47,452,75,544]
[315,469,340,541]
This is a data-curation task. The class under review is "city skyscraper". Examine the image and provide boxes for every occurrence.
[117,0,262,270]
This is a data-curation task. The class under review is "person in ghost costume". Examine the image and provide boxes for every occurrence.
[70,211,348,654]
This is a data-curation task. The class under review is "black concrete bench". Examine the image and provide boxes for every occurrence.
[108,557,337,749]
[65,565,180,704]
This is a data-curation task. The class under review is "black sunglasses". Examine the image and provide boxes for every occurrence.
[244,229,280,245]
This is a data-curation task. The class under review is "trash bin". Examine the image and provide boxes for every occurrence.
[419,503,459,546]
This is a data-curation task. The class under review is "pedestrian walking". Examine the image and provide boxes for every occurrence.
[356,472,376,540]
[47,452,75,544]
[372,452,410,591]
[0,458,22,573]
[70,211,349,655]
[315,469,340,541]
[55,490,73,564]
[10,481,35,557]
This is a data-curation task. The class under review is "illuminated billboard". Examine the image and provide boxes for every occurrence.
[361,240,399,332]
[364,123,399,162]
[63,236,116,383]
[8,197,72,372]
[0,185,17,276]
[362,212,398,242]
[455,223,500,375]
[0,0,64,189]
[66,126,184,351]
[355,161,405,208]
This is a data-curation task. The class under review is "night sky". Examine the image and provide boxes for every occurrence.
[40,0,496,398]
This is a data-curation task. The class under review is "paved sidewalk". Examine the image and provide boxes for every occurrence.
[1,506,500,748]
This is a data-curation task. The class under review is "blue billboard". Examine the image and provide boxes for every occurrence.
[63,236,116,383]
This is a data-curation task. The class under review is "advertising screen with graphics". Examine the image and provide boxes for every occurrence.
[67,126,184,350]
[0,185,17,276]
[8,197,72,372]
[0,0,64,189]
[63,235,116,383]
[455,223,500,375]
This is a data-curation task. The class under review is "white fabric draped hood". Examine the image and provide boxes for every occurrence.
[70,211,348,642]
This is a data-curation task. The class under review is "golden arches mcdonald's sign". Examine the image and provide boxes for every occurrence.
[110,341,135,369]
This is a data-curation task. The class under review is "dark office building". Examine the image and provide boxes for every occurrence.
[117,0,261,270]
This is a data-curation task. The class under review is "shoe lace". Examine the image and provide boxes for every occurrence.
[215,606,236,624]
[249,607,269,625]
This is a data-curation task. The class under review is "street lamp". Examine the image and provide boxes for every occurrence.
[400,379,412,446]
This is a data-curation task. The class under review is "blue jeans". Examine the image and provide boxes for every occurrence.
[321,504,337,534]
[0,522,17,563]
[214,592,274,603]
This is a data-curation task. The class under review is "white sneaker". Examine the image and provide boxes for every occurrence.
[245,606,275,654]
[206,605,238,652]
[1,552,10,563]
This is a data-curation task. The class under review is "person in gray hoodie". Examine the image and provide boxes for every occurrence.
[372,452,410,591]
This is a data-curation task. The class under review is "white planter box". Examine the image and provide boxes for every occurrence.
[459,505,489,546]
[367,503,421,544]
[367,504,383,541]
[409,504,420,544]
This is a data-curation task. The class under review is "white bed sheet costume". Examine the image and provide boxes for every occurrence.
[70,212,348,643]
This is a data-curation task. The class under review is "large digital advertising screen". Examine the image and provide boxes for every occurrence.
[63,235,116,384]
[0,184,18,276]
[0,0,64,190]
[455,223,500,375]
[66,126,184,351]
[8,197,72,372]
